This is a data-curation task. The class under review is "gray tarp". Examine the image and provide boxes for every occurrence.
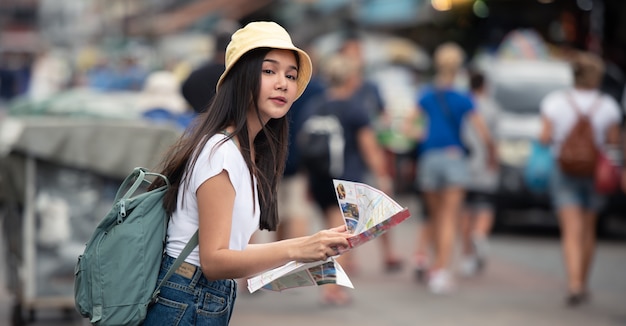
[0,116,182,204]
[1,116,181,178]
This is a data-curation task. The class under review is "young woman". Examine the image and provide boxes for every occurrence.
[143,21,351,325]
[403,43,496,294]
[539,51,621,307]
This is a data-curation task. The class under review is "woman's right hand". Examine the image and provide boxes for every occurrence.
[290,225,351,263]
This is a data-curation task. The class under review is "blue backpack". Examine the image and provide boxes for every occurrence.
[523,141,554,194]
[74,167,198,325]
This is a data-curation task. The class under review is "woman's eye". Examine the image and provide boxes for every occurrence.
[287,74,297,81]
[262,69,274,74]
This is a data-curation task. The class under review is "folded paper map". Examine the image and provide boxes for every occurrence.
[247,179,411,293]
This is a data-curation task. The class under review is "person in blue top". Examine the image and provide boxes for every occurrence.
[403,42,496,294]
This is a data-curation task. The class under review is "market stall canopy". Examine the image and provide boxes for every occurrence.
[127,0,272,36]
[0,116,181,179]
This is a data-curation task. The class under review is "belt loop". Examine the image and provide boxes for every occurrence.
[188,263,202,288]
[231,279,237,301]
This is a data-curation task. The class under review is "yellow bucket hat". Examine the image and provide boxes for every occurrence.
[216,21,312,100]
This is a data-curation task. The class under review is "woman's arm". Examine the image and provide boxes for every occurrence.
[401,107,424,141]
[356,127,393,195]
[468,111,498,170]
[539,113,553,145]
[197,171,350,280]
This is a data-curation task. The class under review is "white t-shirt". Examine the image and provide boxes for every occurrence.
[540,89,621,154]
[165,133,260,267]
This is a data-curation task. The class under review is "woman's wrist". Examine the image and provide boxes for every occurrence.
[376,175,393,193]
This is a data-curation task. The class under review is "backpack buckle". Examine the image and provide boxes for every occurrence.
[118,200,126,224]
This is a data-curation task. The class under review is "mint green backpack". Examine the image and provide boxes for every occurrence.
[74,167,198,326]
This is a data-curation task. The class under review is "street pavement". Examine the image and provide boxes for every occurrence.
[231,225,626,326]
[1,194,626,325]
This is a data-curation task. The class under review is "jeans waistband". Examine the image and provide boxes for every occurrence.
[162,255,236,296]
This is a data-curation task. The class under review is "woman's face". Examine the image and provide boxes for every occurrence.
[255,49,299,124]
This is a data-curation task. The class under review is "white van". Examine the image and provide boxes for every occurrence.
[485,59,573,225]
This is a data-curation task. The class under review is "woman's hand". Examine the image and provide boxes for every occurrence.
[486,141,499,171]
[290,225,351,263]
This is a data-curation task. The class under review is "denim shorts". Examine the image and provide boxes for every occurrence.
[143,255,237,326]
[549,166,605,211]
[417,148,469,191]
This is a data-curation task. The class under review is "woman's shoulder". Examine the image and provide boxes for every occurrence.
[198,133,242,161]
[540,89,568,111]
[597,93,623,120]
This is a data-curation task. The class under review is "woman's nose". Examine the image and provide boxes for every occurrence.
[275,75,287,91]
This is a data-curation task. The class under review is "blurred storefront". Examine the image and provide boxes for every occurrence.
[1,0,625,103]
[2,1,622,67]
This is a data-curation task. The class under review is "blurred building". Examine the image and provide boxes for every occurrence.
[1,0,624,86]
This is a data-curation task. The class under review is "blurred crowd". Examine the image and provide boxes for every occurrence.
[1,16,625,311]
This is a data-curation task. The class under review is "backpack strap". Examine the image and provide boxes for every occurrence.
[115,168,170,222]
[565,92,603,118]
[150,230,199,303]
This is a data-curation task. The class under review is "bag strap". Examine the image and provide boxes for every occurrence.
[150,230,199,303]
[435,90,462,131]
[115,167,170,202]
[565,92,602,118]
[434,90,467,153]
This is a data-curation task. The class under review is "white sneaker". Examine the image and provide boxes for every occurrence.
[428,269,454,294]
[472,236,489,273]
[459,256,478,277]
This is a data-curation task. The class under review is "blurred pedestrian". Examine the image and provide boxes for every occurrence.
[459,70,500,277]
[143,21,351,325]
[539,51,622,307]
[404,42,496,294]
[137,70,194,129]
[181,31,231,113]
[137,70,188,115]
[27,47,72,100]
[339,30,404,272]
[299,53,393,306]
[276,43,325,241]
[0,51,31,102]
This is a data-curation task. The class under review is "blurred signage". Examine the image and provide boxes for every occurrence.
[0,29,40,52]
[355,0,424,26]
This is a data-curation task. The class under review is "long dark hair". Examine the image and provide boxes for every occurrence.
[152,47,295,231]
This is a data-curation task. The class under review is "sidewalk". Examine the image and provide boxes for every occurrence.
[230,192,626,326]
[231,224,626,326]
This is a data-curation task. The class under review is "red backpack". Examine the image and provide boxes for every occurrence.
[557,93,602,177]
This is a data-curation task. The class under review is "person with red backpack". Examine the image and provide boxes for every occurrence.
[539,51,622,307]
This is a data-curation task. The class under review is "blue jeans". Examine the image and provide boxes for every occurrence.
[417,148,469,191]
[143,255,237,326]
